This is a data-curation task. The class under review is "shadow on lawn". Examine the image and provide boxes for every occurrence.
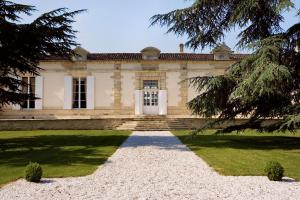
[176,134,300,150]
[0,134,128,167]
[1,133,299,168]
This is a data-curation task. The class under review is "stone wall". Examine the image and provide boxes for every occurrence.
[0,119,126,131]
[184,118,281,129]
[0,118,281,131]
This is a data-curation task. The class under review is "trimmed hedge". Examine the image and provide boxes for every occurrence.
[264,161,284,181]
[24,162,43,182]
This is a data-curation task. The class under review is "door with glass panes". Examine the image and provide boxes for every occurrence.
[143,80,159,115]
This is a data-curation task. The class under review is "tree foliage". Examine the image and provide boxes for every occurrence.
[0,0,84,108]
[152,0,300,132]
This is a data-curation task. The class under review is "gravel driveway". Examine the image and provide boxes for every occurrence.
[0,131,299,200]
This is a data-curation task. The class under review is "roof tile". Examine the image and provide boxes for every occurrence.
[43,53,249,61]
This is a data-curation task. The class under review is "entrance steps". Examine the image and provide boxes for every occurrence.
[116,121,138,130]
[116,117,191,131]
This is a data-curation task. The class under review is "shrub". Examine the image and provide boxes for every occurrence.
[24,162,43,182]
[264,161,284,181]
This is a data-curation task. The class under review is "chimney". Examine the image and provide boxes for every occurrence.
[179,43,184,53]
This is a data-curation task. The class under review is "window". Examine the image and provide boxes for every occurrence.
[143,80,158,89]
[21,77,35,109]
[72,77,87,109]
[218,54,225,60]
[151,91,158,106]
[144,92,150,106]
[143,80,159,107]
[143,91,158,106]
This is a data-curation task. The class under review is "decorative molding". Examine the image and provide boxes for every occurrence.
[41,59,237,65]
[135,71,166,90]
[141,63,159,70]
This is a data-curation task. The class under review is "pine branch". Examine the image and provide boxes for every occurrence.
[0,1,85,108]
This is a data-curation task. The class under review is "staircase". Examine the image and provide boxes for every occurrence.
[167,119,190,130]
[116,121,138,130]
[116,117,191,131]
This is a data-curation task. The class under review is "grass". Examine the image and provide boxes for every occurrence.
[173,130,300,181]
[0,130,131,186]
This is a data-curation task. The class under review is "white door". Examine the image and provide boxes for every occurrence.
[143,90,159,115]
[143,80,159,115]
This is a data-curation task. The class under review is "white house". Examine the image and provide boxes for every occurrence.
[1,44,246,119]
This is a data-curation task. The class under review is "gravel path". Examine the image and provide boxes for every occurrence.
[0,131,299,200]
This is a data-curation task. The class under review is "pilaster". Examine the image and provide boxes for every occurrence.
[113,63,122,111]
[179,63,188,112]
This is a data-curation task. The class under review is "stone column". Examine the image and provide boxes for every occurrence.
[179,64,188,113]
[113,63,122,113]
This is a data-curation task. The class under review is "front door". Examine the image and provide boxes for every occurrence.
[143,80,159,115]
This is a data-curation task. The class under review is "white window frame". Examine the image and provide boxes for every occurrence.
[21,76,35,110]
[72,77,87,109]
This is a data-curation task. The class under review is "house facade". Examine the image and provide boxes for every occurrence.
[1,44,245,119]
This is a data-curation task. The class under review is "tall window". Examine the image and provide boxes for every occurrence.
[21,77,35,109]
[72,77,87,109]
[143,80,159,107]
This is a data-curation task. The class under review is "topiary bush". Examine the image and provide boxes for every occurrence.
[24,162,43,182]
[264,161,284,181]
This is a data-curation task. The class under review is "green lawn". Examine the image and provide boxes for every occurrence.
[173,130,300,180]
[0,130,131,186]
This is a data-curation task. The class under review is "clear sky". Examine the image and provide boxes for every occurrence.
[13,0,300,54]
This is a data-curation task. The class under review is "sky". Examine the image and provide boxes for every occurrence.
[12,0,300,54]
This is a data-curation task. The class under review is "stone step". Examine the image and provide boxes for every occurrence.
[139,126,169,127]
[134,121,168,123]
[115,118,192,130]
[133,118,166,121]
[116,121,138,130]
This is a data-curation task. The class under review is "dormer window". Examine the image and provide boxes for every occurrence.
[72,54,85,61]
[212,43,233,61]
[218,54,225,60]
[140,47,161,60]
[143,55,157,60]
[72,46,90,61]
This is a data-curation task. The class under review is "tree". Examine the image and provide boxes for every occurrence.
[151,0,300,132]
[0,0,84,108]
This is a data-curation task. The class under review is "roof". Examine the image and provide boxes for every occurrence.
[43,53,248,61]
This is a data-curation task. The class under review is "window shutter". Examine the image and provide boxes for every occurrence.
[135,90,143,115]
[35,76,43,109]
[158,90,167,115]
[87,76,95,109]
[64,76,73,109]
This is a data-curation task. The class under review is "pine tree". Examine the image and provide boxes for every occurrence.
[0,0,84,108]
[151,0,300,132]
